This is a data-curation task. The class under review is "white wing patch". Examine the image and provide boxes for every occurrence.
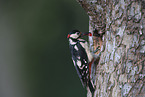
[77,60,81,67]
[74,45,79,51]
[69,39,76,45]
[80,41,93,62]
[72,59,76,66]
[77,56,81,59]
[83,59,87,63]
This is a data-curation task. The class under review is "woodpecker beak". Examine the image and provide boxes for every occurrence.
[82,32,92,36]
[67,34,70,38]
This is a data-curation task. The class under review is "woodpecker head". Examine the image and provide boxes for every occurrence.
[67,30,81,39]
[67,30,92,39]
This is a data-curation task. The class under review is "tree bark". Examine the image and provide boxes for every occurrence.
[76,0,145,97]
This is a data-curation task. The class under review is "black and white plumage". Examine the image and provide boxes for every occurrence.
[67,30,95,94]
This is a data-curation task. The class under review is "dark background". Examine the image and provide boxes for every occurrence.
[0,0,88,97]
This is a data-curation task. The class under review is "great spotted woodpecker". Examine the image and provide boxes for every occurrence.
[67,30,95,94]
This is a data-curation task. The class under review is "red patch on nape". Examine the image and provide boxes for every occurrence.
[67,34,70,38]
[89,58,94,75]
[88,33,92,36]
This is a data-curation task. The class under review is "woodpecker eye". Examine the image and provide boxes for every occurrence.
[76,32,80,35]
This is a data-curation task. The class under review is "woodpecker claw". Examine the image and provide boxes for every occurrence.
[93,52,101,59]
[93,46,100,53]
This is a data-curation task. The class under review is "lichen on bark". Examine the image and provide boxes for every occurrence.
[76,0,145,97]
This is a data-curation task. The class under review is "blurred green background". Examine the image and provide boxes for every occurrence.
[0,0,89,97]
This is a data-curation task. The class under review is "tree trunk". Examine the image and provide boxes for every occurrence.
[76,0,145,97]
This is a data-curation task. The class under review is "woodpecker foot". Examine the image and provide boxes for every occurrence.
[94,52,101,59]
[93,46,100,53]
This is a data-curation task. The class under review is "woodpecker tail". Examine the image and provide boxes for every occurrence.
[88,79,95,95]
